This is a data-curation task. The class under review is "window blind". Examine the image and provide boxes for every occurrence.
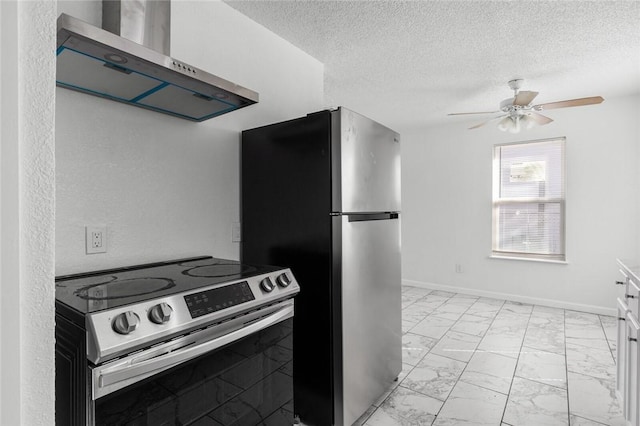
[493,138,566,260]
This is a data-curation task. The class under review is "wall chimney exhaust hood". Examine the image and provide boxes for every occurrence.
[56,1,258,122]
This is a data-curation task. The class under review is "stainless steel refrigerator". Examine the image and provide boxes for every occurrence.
[241,107,401,426]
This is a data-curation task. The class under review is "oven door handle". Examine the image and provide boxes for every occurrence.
[93,302,294,400]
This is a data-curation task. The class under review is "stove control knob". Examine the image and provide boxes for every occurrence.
[112,311,140,335]
[149,302,173,324]
[276,273,291,287]
[260,277,276,293]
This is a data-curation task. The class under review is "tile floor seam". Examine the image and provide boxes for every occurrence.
[512,372,567,391]
[563,310,617,425]
[448,328,488,339]
[499,303,534,426]
[571,414,609,425]
[429,296,511,425]
[517,344,568,391]
[598,313,617,365]
[427,294,484,422]
[456,376,510,396]
[395,382,447,404]
[565,365,615,382]
[562,303,571,425]
[407,291,472,425]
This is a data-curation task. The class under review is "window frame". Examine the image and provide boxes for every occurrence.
[491,137,566,262]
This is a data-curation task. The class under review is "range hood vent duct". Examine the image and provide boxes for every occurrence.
[56,1,258,122]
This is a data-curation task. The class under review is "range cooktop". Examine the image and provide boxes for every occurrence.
[55,256,283,314]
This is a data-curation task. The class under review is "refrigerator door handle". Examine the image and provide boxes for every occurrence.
[347,212,399,222]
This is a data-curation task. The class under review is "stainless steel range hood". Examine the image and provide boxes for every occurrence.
[56,1,258,122]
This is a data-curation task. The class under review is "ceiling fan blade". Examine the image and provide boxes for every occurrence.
[535,96,604,110]
[469,115,506,130]
[469,121,490,130]
[513,91,538,106]
[448,111,499,116]
[528,112,554,125]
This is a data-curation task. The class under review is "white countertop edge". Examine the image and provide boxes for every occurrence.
[617,258,640,283]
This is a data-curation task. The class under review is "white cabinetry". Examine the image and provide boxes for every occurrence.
[617,298,629,400]
[618,268,630,299]
[616,259,640,426]
[625,313,639,426]
[627,279,640,318]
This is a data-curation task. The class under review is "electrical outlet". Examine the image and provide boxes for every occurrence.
[232,222,241,242]
[86,226,107,254]
[455,263,463,273]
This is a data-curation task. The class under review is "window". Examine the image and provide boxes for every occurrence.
[492,138,566,261]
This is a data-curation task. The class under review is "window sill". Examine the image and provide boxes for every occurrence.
[489,255,568,265]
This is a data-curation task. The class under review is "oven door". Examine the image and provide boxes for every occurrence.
[91,301,294,426]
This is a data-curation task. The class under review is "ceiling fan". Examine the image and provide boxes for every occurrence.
[448,79,604,133]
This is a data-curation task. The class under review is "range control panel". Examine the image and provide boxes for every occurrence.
[85,268,299,365]
[184,281,255,318]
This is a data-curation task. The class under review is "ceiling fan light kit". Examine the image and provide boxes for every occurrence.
[497,114,536,134]
[448,79,604,133]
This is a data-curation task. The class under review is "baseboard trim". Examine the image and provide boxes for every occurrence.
[402,278,616,317]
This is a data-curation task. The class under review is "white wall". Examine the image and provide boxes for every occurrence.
[1,0,56,424]
[55,0,324,275]
[402,94,640,314]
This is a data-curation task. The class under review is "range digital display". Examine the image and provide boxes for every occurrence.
[184,281,255,318]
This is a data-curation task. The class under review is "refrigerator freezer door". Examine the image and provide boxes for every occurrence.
[336,108,401,213]
[338,214,402,426]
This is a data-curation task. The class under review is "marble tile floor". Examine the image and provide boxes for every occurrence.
[354,285,625,426]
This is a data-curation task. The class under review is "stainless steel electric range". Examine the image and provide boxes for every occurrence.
[55,256,300,426]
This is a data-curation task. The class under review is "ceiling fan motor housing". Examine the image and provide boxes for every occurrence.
[500,98,529,116]
[500,98,516,111]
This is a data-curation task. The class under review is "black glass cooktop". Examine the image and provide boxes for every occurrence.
[55,256,279,314]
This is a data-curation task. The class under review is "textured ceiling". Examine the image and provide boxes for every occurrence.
[224,0,640,132]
